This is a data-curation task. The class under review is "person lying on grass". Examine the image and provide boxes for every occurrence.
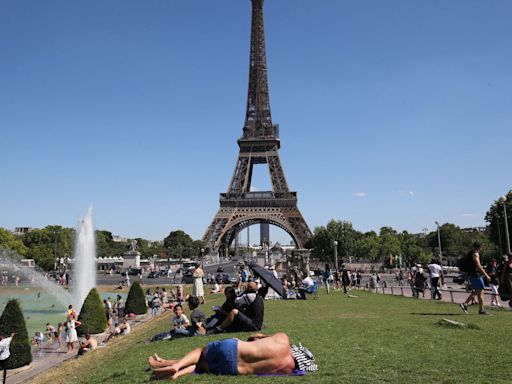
[148,332,295,380]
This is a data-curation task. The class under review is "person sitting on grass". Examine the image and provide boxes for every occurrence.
[210,282,221,294]
[77,334,97,356]
[171,304,190,337]
[148,332,296,380]
[187,296,206,336]
[106,319,131,341]
[210,282,264,333]
[298,272,315,300]
[206,286,237,330]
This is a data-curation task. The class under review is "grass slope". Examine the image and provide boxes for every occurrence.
[28,291,512,384]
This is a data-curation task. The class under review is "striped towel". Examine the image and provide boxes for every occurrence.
[291,343,318,372]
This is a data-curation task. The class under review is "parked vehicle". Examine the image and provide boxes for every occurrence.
[127,268,142,276]
[147,271,161,278]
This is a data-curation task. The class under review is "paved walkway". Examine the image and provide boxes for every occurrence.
[351,283,510,309]
[7,311,157,384]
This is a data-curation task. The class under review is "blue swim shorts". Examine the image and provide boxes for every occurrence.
[468,275,485,290]
[204,338,238,375]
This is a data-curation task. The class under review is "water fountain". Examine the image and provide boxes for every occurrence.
[71,206,97,308]
[0,250,73,308]
[0,206,97,311]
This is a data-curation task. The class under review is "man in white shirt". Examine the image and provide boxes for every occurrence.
[428,259,444,300]
[298,272,315,299]
[0,332,15,384]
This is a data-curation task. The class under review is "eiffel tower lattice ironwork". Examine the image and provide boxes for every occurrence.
[203,0,312,255]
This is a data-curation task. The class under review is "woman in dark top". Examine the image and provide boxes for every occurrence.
[500,254,512,308]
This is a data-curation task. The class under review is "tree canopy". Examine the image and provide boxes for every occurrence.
[163,230,205,259]
[0,227,27,256]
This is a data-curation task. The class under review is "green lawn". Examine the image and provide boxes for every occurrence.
[29,290,512,384]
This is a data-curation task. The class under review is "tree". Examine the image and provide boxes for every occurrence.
[485,190,512,257]
[0,299,31,368]
[353,231,379,262]
[22,226,75,270]
[26,244,54,270]
[77,288,107,336]
[96,230,126,258]
[378,227,401,262]
[163,230,194,259]
[0,227,28,256]
[306,220,361,263]
[125,282,147,315]
[399,231,432,266]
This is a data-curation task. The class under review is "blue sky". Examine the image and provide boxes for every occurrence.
[1,0,511,243]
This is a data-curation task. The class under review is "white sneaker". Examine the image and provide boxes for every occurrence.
[491,302,496,307]
[497,303,503,308]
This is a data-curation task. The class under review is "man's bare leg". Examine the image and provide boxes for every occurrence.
[152,347,203,377]
[170,364,196,380]
[477,290,484,312]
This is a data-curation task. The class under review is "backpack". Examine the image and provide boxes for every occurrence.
[458,251,473,273]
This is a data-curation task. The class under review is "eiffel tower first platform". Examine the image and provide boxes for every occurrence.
[203,0,312,256]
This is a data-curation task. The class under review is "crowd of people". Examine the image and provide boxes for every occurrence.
[5,244,511,381]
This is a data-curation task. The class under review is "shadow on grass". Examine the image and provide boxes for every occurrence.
[410,313,462,316]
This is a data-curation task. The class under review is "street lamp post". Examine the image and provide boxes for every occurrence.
[333,240,338,272]
[435,221,443,267]
[422,227,428,249]
[494,213,503,255]
[499,196,511,255]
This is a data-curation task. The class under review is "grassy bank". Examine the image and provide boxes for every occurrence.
[28,290,511,384]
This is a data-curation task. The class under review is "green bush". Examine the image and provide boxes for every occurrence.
[125,282,147,315]
[77,288,107,336]
[0,299,32,369]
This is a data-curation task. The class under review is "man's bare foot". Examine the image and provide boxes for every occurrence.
[148,355,166,368]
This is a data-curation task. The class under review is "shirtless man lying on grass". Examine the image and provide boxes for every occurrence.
[148,332,295,380]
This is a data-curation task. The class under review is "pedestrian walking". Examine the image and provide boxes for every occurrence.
[428,259,444,300]
[151,293,161,317]
[486,259,501,307]
[323,264,331,294]
[459,242,491,315]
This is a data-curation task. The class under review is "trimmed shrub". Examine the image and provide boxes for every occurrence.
[125,282,147,315]
[0,299,32,368]
[77,288,107,336]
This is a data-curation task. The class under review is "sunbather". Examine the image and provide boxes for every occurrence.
[148,332,295,380]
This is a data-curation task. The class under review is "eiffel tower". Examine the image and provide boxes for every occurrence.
[203,0,312,255]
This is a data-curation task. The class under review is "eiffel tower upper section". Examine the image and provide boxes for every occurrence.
[242,0,275,140]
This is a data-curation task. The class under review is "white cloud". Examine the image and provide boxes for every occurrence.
[354,192,366,198]
[398,190,415,197]
[461,213,477,217]
[250,186,259,192]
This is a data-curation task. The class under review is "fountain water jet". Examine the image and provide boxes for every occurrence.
[71,206,97,309]
[0,250,73,308]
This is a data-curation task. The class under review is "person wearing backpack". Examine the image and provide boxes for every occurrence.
[459,242,492,315]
